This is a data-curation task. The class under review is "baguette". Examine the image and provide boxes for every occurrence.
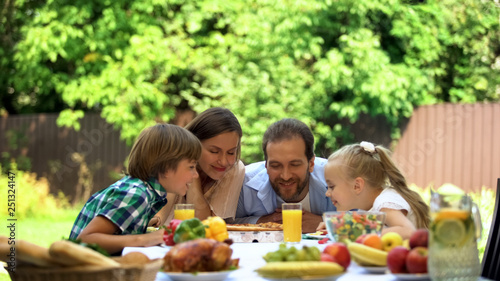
[0,235,11,263]
[49,240,120,267]
[16,239,63,267]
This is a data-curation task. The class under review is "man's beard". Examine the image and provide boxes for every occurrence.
[271,170,310,202]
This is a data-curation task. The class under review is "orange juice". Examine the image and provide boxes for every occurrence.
[174,203,195,220]
[282,209,302,242]
[174,209,195,220]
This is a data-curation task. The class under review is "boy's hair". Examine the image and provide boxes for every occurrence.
[329,143,430,228]
[262,118,315,161]
[127,124,201,181]
[185,107,242,161]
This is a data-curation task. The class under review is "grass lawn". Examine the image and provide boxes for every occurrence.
[0,272,9,281]
[0,209,80,281]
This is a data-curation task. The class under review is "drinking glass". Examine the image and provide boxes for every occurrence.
[174,204,195,220]
[282,203,302,243]
[428,191,481,281]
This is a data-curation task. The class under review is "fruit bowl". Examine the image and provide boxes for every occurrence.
[323,211,386,242]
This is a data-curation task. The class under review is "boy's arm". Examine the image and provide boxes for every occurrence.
[77,215,165,255]
[148,205,167,227]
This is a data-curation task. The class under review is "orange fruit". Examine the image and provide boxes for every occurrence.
[433,209,469,222]
[362,233,383,250]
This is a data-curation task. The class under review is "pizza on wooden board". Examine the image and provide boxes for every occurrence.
[226,222,283,232]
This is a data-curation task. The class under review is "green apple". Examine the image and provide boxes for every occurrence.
[381,232,404,252]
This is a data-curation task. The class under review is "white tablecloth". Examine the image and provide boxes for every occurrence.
[123,240,410,281]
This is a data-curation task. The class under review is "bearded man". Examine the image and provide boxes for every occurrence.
[234,118,336,233]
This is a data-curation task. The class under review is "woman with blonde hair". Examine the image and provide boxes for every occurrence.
[319,141,429,239]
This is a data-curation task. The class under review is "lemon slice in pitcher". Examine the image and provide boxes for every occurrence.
[434,218,467,246]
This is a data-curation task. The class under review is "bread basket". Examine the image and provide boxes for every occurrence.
[7,258,163,281]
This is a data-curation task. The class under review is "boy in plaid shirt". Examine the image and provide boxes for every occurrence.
[69,124,201,254]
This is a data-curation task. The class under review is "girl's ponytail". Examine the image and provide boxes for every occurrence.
[376,146,430,228]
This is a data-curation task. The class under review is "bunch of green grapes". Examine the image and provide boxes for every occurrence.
[263,243,321,262]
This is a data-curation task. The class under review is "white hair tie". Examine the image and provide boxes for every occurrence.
[360,141,376,154]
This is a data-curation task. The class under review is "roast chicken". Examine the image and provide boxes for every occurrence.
[163,238,236,272]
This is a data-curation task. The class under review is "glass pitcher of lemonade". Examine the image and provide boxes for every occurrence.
[428,191,481,281]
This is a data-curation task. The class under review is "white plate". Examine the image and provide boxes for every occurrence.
[303,233,329,239]
[391,273,430,280]
[158,270,234,281]
[358,265,387,274]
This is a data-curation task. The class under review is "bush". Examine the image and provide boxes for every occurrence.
[0,163,74,220]
[469,188,495,262]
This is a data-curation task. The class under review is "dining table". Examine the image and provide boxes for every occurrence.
[123,238,433,281]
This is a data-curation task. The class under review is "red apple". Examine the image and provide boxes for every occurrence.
[406,247,428,274]
[409,229,428,249]
[320,253,336,262]
[323,242,351,269]
[387,246,410,274]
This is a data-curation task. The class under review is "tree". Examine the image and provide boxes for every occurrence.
[2,0,499,163]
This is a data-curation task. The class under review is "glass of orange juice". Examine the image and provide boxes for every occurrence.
[174,204,195,220]
[282,203,302,243]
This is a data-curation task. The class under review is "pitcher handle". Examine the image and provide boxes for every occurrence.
[471,202,482,240]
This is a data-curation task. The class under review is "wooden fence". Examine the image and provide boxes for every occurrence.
[392,103,500,193]
[0,113,131,203]
[1,103,499,202]
[0,110,196,203]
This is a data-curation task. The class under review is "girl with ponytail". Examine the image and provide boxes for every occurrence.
[320,141,429,239]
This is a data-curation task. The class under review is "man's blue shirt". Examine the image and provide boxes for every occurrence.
[235,158,336,223]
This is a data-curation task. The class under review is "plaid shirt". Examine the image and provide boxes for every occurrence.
[69,175,168,239]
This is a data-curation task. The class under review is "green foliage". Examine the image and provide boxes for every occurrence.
[1,129,31,173]
[469,187,496,262]
[0,163,74,220]
[0,273,10,281]
[1,0,499,161]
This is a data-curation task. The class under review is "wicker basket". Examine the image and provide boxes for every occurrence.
[7,259,163,281]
